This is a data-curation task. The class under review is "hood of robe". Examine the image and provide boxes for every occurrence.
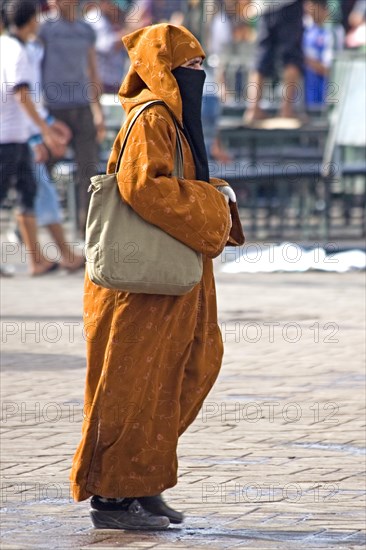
[119,23,206,126]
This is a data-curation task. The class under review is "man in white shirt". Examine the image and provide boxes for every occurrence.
[0,0,62,275]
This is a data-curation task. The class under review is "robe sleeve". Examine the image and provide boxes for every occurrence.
[108,107,232,259]
[209,178,246,247]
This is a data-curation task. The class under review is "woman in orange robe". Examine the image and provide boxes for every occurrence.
[70,23,244,530]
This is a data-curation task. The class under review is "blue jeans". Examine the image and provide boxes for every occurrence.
[32,162,62,226]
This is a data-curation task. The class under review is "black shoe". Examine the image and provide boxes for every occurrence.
[91,495,135,511]
[90,498,170,530]
[137,494,184,524]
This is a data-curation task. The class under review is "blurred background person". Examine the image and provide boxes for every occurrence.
[202,65,233,163]
[39,0,105,237]
[303,0,333,108]
[0,0,64,276]
[244,0,304,124]
[227,0,256,44]
[123,0,152,29]
[348,0,366,30]
[340,0,358,35]
[203,0,233,162]
[184,0,202,38]
[26,33,85,272]
[207,0,233,56]
[345,0,366,48]
[84,0,129,95]
[150,0,185,23]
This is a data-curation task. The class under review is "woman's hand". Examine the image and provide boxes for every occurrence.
[216,186,234,228]
[216,185,237,203]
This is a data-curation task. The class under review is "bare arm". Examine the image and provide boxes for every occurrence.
[15,86,49,133]
[15,86,62,153]
[87,46,103,99]
[87,46,105,142]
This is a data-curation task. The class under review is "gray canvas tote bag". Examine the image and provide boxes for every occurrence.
[85,100,203,295]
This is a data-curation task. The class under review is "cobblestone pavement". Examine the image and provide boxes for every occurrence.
[1,251,365,549]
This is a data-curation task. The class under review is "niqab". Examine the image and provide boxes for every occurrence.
[119,24,209,180]
[172,66,209,182]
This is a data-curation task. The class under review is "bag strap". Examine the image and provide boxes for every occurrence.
[114,100,184,178]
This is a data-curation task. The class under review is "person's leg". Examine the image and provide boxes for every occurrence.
[0,144,17,276]
[16,213,42,274]
[34,162,84,270]
[341,0,358,34]
[244,71,267,123]
[71,106,99,237]
[46,108,81,237]
[280,64,303,118]
[244,12,276,123]
[278,0,304,118]
[0,144,14,206]
[46,222,84,270]
[16,145,57,275]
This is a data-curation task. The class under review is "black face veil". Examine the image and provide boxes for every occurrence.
[172,66,209,183]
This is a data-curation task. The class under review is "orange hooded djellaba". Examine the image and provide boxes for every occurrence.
[70,24,245,502]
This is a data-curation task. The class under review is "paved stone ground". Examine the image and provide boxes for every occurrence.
[1,242,365,549]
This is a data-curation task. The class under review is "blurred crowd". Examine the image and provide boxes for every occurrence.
[79,0,366,98]
[1,0,365,276]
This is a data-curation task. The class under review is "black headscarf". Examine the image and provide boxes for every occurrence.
[172,66,210,183]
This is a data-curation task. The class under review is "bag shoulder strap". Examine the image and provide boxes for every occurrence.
[114,100,184,178]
